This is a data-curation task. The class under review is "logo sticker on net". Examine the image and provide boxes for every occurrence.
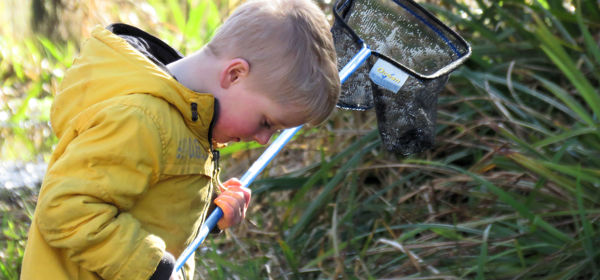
[369,59,409,93]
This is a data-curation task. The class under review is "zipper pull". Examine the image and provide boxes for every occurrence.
[191,102,198,121]
[212,150,220,174]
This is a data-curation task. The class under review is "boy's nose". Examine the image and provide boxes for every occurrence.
[254,130,273,145]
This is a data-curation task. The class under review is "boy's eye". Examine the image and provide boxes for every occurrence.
[262,119,272,130]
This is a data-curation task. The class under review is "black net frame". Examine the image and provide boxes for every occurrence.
[331,0,471,155]
[333,0,471,79]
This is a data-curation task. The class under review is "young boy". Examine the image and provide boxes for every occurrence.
[21,0,340,279]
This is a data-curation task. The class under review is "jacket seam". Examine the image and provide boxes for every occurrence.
[77,102,166,185]
[123,104,167,184]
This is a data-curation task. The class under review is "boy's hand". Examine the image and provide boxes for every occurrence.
[214,178,251,229]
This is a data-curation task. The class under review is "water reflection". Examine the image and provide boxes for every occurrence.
[0,160,46,191]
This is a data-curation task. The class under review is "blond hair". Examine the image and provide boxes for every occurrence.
[206,0,340,125]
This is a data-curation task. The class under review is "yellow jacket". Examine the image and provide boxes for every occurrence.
[21,25,219,280]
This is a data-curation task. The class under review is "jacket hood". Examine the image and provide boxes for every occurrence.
[51,24,215,140]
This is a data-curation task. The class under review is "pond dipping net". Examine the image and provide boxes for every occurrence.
[332,0,471,155]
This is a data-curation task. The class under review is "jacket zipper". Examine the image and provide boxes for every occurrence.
[183,99,221,269]
[206,99,220,179]
[190,100,220,176]
[206,100,221,236]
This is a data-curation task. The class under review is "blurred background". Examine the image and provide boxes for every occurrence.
[1,0,599,279]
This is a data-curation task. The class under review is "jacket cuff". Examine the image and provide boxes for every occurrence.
[149,252,176,280]
[113,234,165,280]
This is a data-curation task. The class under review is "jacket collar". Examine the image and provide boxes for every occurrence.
[105,23,217,143]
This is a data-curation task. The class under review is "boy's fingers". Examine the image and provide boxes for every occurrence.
[214,193,244,229]
[214,200,236,229]
[226,185,251,207]
[214,178,252,229]
[216,194,243,210]
[223,178,242,187]
[218,177,242,192]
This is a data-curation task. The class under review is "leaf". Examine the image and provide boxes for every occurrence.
[575,0,600,68]
[533,127,599,148]
[477,224,492,280]
[277,238,299,275]
[168,0,186,33]
[508,153,576,195]
[575,168,599,274]
[531,74,595,126]
[534,15,600,119]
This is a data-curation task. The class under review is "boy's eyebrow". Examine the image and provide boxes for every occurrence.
[270,115,301,129]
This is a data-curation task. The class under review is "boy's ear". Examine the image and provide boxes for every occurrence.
[220,58,250,89]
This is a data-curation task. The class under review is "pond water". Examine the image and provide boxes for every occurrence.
[0,160,46,195]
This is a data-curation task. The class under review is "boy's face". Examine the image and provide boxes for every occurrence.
[212,83,305,145]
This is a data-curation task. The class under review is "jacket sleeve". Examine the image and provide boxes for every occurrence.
[36,103,167,280]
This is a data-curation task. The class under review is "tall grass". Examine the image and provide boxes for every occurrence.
[213,0,600,279]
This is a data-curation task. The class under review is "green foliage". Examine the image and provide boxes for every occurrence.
[214,0,600,278]
[0,33,62,161]
[0,197,34,280]
[146,0,226,54]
